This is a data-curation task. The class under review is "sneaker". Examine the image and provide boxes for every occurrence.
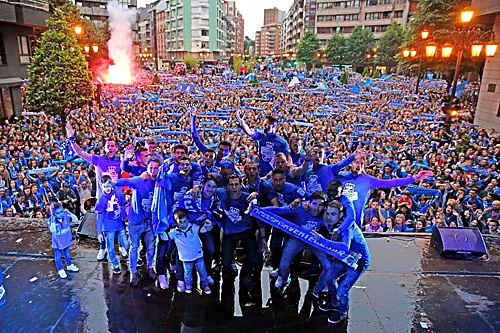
[147,268,156,280]
[318,302,338,312]
[58,269,67,279]
[119,247,128,258]
[96,249,106,261]
[185,288,192,294]
[136,258,144,267]
[203,286,212,295]
[130,273,139,287]
[158,275,168,290]
[177,280,185,293]
[0,285,6,306]
[207,276,215,285]
[66,264,79,272]
[112,265,121,274]
[269,268,279,278]
[327,311,347,324]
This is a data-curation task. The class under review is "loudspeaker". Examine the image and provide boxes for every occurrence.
[77,212,98,239]
[431,227,487,259]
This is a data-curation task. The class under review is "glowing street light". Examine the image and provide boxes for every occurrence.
[460,8,474,24]
[92,45,99,53]
[471,43,483,57]
[420,30,430,40]
[425,44,437,57]
[441,45,453,58]
[410,49,417,57]
[74,26,82,35]
[485,43,498,57]
[84,45,90,53]
[402,49,410,58]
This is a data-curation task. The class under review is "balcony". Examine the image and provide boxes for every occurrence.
[0,0,49,26]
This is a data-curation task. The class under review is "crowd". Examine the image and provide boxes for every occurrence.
[0,66,499,321]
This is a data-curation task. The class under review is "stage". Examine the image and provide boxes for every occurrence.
[0,220,499,332]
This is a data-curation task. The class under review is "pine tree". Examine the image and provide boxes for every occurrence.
[26,8,93,125]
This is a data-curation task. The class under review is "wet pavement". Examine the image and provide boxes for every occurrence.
[1,224,500,333]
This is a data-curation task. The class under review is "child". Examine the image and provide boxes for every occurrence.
[95,175,129,274]
[168,208,214,294]
[48,202,79,279]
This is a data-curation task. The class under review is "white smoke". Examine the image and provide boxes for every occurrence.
[104,1,136,84]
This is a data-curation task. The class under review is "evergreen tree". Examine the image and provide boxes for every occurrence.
[297,30,320,70]
[26,8,93,125]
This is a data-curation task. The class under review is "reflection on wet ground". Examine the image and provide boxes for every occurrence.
[1,229,499,332]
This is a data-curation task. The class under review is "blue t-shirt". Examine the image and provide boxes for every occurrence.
[336,172,415,226]
[116,176,155,226]
[217,188,253,234]
[95,189,127,233]
[252,131,290,176]
[302,155,354,193]
[261,180,307,206]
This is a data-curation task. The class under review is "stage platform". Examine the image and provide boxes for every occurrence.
[0,223,499,332]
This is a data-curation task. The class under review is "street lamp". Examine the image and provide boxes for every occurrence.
[402,49,410,58]
[441,44,453,58]
[92,45,98,53]
[485,43,498,57]
[74,26,82,35]
[460,7,474,24]
[84,45,90,53]
[425,44,437,57]
[420,30,430,40]
[471,43,483,57]
[410,49,417,57]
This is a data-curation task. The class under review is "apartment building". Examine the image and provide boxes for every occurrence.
[0,0,49,117]
[73,0,138,28]
[255,7,286,57]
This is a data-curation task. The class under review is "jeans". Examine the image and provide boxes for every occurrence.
[222,229,259,273]
[270,229,287,269]
[156,238,174,276]
[129,223,155,273]
[54,246,72,270]
[278,238,332,292]
[330,225,371,314]
[183,257,209,290]
[104,229,129,267]
[200,231,215,274]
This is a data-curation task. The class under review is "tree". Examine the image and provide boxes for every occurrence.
[345,27,375,68]
[233,55,243,73]
[326,34,346,65]
[377,22,405,71]
[26,8,93,125]
[183,55,199,71]
[297,30,320,70]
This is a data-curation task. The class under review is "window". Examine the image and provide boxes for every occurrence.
[394,11,403,18]
[17,35,31,64]
[0,34,6,65]
[487,83,496,93]
[201,29,209,36]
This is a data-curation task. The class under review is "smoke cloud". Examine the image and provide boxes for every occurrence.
[103,1,136,84]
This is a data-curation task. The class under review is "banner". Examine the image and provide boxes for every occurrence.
[250,207,361,269]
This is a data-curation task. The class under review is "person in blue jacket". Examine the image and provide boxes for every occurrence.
[95,175,129,274]
[0,266,5,306]
[48,202,80,279]
[115,157,161,286]
[190,111,233,163]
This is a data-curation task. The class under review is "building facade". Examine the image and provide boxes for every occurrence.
[0,0,49,118]
[281,0,416,54]
[255,7,286,57]
[471,0,500,131]
[73,0,138,28]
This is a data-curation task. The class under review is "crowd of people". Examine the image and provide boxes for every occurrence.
[0,66,499,322]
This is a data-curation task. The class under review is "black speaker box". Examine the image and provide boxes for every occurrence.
[77,212,98,239]
[430,227,487,259]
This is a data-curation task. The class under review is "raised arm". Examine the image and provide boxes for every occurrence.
[367,170,433,190]
[190,112,209,152]
[66,122,92,163]
[237,109,257,138]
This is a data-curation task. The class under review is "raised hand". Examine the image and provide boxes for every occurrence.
[414,170,433,181]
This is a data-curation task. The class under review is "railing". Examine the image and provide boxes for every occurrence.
[3,0,49,11]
